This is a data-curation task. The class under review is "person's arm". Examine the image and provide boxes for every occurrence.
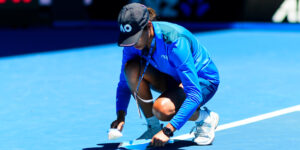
[168,37,203,130]
[116,47,139,116]
[151,37,202,146]
[111,47,139,130]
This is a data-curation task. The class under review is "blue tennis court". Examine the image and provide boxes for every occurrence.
[1,27,300,150]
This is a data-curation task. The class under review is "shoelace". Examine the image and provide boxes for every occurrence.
[190,107,211,137]
[194,121,211,138]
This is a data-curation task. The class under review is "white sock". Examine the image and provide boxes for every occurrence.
[146,116,160,128]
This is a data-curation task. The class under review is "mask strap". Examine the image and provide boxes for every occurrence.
[134,38,155,118]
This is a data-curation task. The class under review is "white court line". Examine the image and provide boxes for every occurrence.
[172,104,300,140]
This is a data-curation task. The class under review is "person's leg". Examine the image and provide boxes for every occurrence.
[124,58,171,139]
[152,87,203,122]
[192,78,219,145]
[124,58,219,141]
[124,58,169,118]
[151,78,219,145]
[152,78,218,122]
[125,59,152,118]
[152,79,217,121]
[152,87,185,121]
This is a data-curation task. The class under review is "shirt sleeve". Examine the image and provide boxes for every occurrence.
[168,37,203,130]
[116,47,139,114]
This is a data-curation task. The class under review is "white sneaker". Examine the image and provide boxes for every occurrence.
[190,107,219,145]
[137,124,163,140]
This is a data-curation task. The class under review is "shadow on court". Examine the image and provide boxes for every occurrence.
[83,140,200,150]
[82,143,119,150]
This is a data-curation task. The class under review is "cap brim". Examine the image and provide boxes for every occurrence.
[118,29,143,47]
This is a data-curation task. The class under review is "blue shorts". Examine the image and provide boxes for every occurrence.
[163,73,218,109]
[198,78,219,107]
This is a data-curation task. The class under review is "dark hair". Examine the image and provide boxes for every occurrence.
[143,7,157,31]
[147,7,157,21]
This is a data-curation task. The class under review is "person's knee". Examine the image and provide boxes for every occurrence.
[152,98,176,121]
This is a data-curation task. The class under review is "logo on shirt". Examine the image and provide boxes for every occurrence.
[120,24,132,33]
[161,55,168,60]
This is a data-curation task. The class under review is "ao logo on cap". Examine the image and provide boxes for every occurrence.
[120,24,132,33]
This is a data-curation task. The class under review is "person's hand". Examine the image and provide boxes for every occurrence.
[109,118,124,140]
[150,130,170,147]
[110,110,126,131]
[110,119,125,131]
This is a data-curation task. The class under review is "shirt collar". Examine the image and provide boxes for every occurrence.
[152,22,165,52]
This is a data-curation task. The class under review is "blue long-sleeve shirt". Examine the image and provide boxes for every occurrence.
[116,21,220,130]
